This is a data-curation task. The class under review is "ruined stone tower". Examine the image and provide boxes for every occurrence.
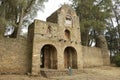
[47,4,81,43]
[28,5,83,75]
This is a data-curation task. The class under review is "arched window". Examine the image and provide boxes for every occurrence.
[65,29,71,40]
[65,15,72,26]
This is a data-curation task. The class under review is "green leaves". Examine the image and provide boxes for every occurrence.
[71,0,112,46]
[0,0,47,37]
[114,55,120,67]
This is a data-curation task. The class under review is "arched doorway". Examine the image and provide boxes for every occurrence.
[64,47,77,69]
[40,44,57,69]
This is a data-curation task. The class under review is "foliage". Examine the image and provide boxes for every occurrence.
[70,0,112,46]
[70,0,120,63]
[114,55,120,67]
[0,0,48,37]
[105,0,120,62]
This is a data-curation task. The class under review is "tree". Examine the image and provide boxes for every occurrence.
[105,0,120,62]
[70,0,112,46]
[70,0,120,63]
[0,0,48,38]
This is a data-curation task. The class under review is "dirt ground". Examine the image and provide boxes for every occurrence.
[0,66,120,80]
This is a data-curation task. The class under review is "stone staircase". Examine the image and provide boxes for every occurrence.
[40,69,83,78]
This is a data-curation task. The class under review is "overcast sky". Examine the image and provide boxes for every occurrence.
[35,0,71,21]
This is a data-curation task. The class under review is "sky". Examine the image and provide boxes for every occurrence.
[35,0,71,21]
[21,0,71,33]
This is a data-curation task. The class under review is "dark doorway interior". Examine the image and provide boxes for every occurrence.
[64,47,77,69]
[40,44,57,69]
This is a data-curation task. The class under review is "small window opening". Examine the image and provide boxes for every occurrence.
[65,29,71,40]
[65,15,72,25]
[47,26,52,34]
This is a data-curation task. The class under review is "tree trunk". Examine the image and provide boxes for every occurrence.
[17,7,24,38]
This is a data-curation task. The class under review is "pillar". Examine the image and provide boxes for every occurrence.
[57,48,64,70]
[31,47,40,75]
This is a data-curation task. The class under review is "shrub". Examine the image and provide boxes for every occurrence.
[114,55,120,67]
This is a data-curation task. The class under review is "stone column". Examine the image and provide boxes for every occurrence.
[57,47,64,70]
[31,47,40,75]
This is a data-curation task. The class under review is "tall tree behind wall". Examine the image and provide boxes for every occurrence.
[70,0,112,46]
[0,0,48,37]
[105,0,120,62]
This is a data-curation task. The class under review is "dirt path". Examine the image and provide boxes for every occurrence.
[0,66,120,80]
[50,66,120,80]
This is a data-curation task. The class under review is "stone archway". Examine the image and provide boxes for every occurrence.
[40,44,57,69]
[64,47,77,69]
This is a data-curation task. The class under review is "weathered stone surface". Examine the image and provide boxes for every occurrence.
[31,5,83,75]
[96,35,110,66]
[82,46,103,67]
[0,38,32,74]
[0,4,110,75]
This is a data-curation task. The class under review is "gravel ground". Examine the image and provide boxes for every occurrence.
[0,66,120,80]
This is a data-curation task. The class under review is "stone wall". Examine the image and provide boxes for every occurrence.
[96,35,110,65]
[82,46,103,68]
[31,19,83,75]
[31,38,83,75]
[34,20,58,40]
[0,37,32,74]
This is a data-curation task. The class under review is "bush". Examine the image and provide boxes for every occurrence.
[114,55,120,67]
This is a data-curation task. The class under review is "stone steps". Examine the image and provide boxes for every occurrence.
[40,69,83,78]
